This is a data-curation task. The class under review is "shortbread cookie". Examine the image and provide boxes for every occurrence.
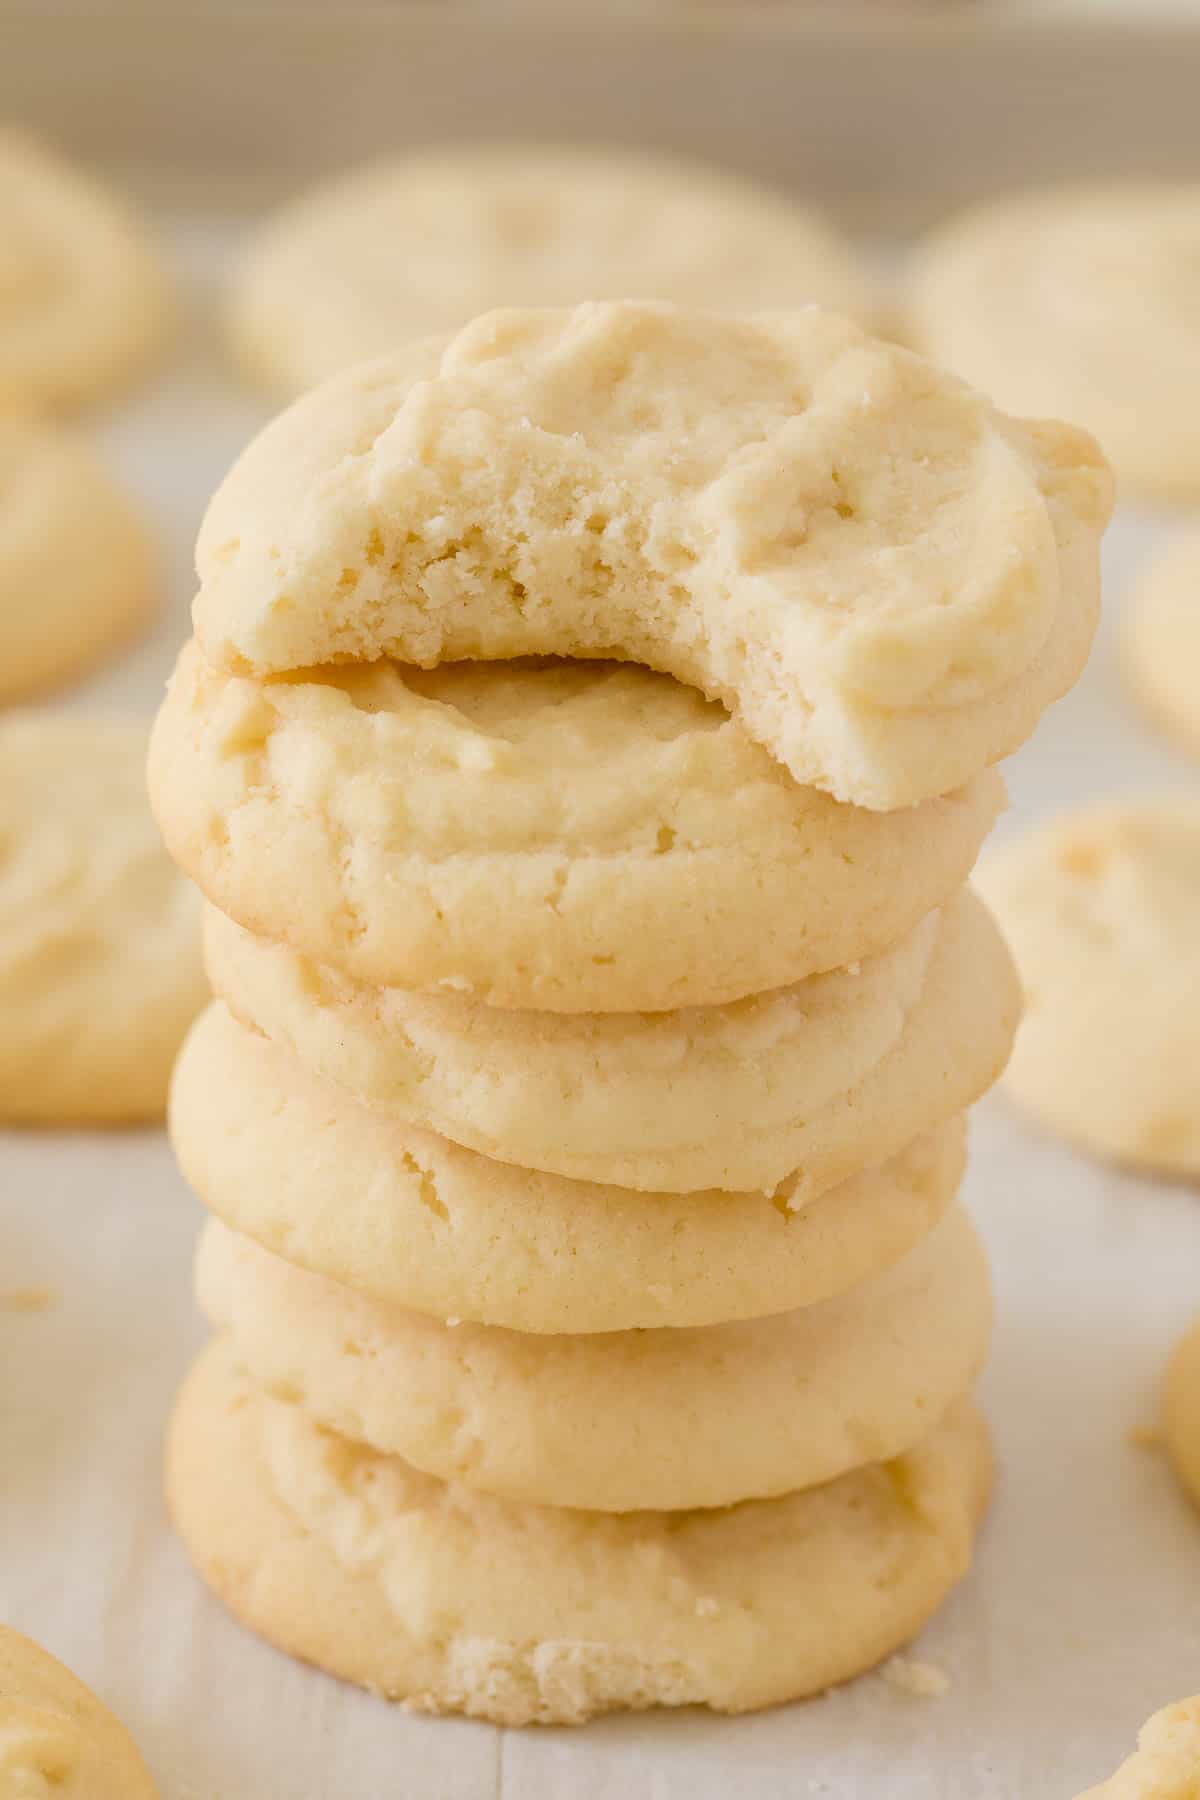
[204,890,1017,1195]
[909,183,1200,500]
[0,414,157,702]
[1164,1316,1200,1513]
[167,1339,992,1724]
[0,131,170,410]
[197,1204,990,1512]
[977,802,1200,1174]
[230,144,871,397]
[1075,1697,1200,1799]
[1123,534,1200,758]
[170,1004,967,1333]
[192,303,1112,809]
[152,643,1003,1010]
[0,717,208,1124]
[0,1627,156,1798]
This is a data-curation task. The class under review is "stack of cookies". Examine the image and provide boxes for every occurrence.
[149,304,1112,1725]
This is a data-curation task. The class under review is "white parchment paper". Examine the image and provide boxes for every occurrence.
[1,220,1198,1800]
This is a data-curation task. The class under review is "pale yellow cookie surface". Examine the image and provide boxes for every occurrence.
[167,1340,991,1725]
[1124,534,1200,758]
[0,414,157,702]
[909,183,1200,500]
[0,1627,156,1799]
[205,891,1016,1195]
[0,131,170,410]
[152,642,1003,1010]
[170,1002,967,1333]
[1164,1317,1200,1514]
[192,303,1111,809]
[0,717,208,1124]
[977,802,1200,1175]
[1075,1697,1200,1799]
[197,1205,990,1512]
[230,143,872,396]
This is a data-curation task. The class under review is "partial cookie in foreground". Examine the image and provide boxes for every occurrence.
[1164,1316,1200,1514]
[0,717,208,1124]
[0,130,171,410]
[196,1205,991,1511]
[167,1339,992,1725]
[1074,1696,1200,1798]
[205,890,1017,1195]
[192,303,1112,810]
[230,143,872,396]
[170,1003,968,1334]
[154,642,1004,1011]
[1123,534,1200,759]
[976,801,1200,1176]
[908,182,1200,500]
[0,413,157,702]
[0,1626,156,1798]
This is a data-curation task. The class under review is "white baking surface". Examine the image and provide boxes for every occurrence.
[1,216,1198,1800]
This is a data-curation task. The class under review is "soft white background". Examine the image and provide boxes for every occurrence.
[1,221,1198,1799]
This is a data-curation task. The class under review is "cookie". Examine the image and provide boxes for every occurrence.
[229,144,871,397]
[152,642,1004,1011]
[909,183,1200,500]
[0,717,208,1124]
[192,303,1112,810]
[1075,1697,1200,1799]
[977,802,1200,1175]
[166,1339,992,1724]
[203,889,1018,1196]
[0,413,157,702]
[0,1627,156,1799]
[1123,534,1200,758]
[1164,1316,1200,1513]
[170,1003,968,1333]
[0,130,170,410]
[196,1204,990,1512]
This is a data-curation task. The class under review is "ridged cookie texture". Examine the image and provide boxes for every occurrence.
[977,801,1200,1175]
[909,182,1200,501]
[0,717,208,1124]
[196,1205,991,1512]
[0,1627,157,1799]
[204,890,1017,1195]
[0,129,171,410]
[230,143,872,397]
[0,413,158,702]
[1123,533,1200,759]
[169,1003,969,1335]
[167,1340,993,1726]
[1074,1697,1200,1799]
[191,303,1112,809]
[151,642,1004,1010]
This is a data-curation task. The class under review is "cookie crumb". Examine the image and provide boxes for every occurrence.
[881,1655,951,1698]
[694,1596,719,1618]
[2,1287,56,1313]
[1128,1422,1164,1451]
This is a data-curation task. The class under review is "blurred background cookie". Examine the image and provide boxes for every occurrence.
[228,143,873,396]
[1123,533,1200,758]
[0,412,158,702]
[977,801,1200,1177]
[1074,1696,1200,1798]
[0,1626,157,1798]
[1164,1317,1200,1516]
[0,716,207,1125]
[908,183,1200,501]
[0,130,171,412]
